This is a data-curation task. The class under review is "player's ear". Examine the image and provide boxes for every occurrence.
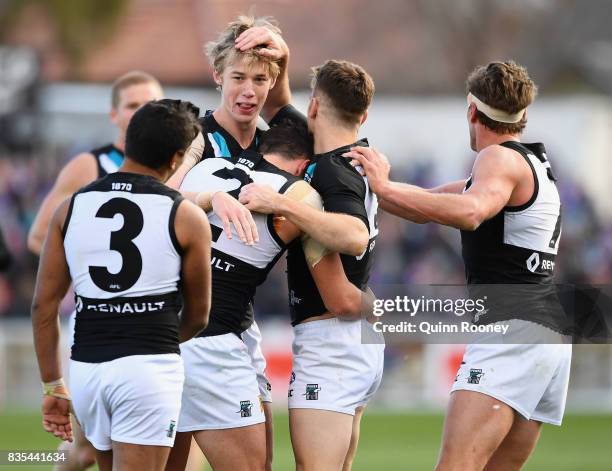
[307,97,318,120]
[468,103,478,123]
[213,69,223,90]
[295,159,310,177]
[360,110,368,125]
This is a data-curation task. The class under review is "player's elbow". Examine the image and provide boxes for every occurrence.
[459,201,485,231]
[324,292,360,318]
[344,223,369,256]
[27,231,43,255]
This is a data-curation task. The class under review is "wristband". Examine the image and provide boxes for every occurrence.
[42,378,71,401]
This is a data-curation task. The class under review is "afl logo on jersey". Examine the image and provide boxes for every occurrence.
[75,296,83,313]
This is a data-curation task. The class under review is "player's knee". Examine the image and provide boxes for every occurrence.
[76,443,97,468]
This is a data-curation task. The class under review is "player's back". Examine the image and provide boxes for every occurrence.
[180,150,300,336]
[63,171,184,362]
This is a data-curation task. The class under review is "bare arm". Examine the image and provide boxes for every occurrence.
[235,26,291,122]
[239,181,369,256]
[166,131,205,190]
[28,153,97,254]
[348,146,520,231]
[174,200,212,341]
[32,200,72,382]
[32,199,74,442]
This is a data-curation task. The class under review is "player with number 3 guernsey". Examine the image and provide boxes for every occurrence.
[31,100,212,471]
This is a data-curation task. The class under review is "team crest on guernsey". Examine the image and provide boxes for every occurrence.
[238,400,253,417]
[468,369,484,384]
[165,420,176,438]
[304,384,321,400]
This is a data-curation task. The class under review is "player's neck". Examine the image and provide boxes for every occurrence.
[113,134,126,153]
[119,158,165,182]
[476,130,520,152]
[213,108,257,149]
[313,122,359,155]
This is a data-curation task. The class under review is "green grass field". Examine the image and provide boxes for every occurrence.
[1,411,611,470]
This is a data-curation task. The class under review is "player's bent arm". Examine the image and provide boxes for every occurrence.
[308,252,366,319]
[174,200,212,341]
[28,153,98,255]
[378,149,519,230]
[31,199,72,382]
[240,181,368,255]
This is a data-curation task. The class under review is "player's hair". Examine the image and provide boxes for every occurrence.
[466,61,537,135]
[259,120,313,160]
[111,71,162,108]
[311,60,375,127]
[205,15,281,80]
[126,99,201,169]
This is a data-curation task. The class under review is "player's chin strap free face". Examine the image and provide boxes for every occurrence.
[467,92,526,124]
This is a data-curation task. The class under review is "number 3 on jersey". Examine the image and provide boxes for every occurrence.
[88,198,144,292]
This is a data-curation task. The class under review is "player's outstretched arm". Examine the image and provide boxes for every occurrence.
[174,200,212,342]
[28,153,97,255]
[347,146,519,230]
[235,26,291,122]
[31,199,73,442]
[239,181,368,256]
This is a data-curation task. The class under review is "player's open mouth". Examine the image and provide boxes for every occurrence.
[236,103,257,114]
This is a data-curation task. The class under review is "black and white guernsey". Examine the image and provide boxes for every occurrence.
[63,172,184,363]
[461,141,565,329]
[180,150,300,337]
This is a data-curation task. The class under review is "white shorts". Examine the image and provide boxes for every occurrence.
[242,321,272,403]
[70,354,184,451]
[451,320,572,426]
[288,318,385,416]
[178,333,266,432]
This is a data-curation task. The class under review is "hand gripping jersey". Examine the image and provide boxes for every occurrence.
[180,150,301,336]
[461,141,566,330]
[90,143,124,177]
[63,173,184,362]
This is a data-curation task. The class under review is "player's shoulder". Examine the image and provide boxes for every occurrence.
[474,143,528,179]
[311,150,365,189]
[175,199,211,242]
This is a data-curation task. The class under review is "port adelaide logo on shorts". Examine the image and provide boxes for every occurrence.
[165,420,176,438]
[304,384,321,400]
[238,400,253,417]
[468,368,484,384]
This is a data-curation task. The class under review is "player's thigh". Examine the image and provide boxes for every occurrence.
[193,423,266,471]
[95,450,112,471]
[484,416,542,471]
[290,408,354,471]
[112,441,171,471]
[342,406,365,471]
[55,420,96,471]
[165,431,192,471]
[435,390,515,471]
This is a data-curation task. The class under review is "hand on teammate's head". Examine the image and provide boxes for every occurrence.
[234,26,288,61]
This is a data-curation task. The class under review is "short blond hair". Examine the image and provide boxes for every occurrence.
[205,15,281,79]
[111,71,162,108]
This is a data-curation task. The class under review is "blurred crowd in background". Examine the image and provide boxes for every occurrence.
[1,0,612,319]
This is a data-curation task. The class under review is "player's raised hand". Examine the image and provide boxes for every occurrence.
[211,192,259,245]
[343,146,391,195]
[235,26,289,62]
[42,396,73,442]
[239,183,281,214]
